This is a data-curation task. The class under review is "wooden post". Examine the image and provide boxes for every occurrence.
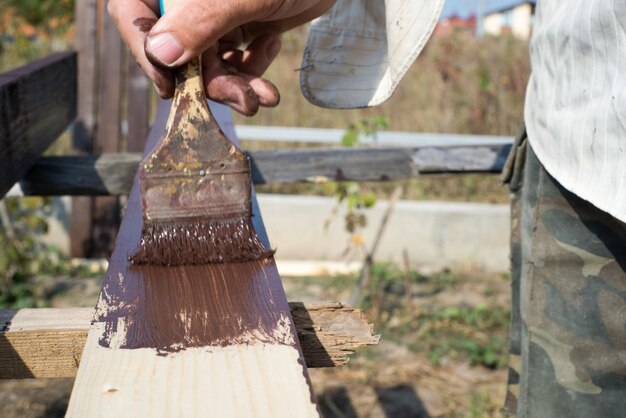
[70,0,98,257]
[126,53,151,153]
[90,0,124,257]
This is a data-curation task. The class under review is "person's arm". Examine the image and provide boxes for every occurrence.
[108,0,335,115]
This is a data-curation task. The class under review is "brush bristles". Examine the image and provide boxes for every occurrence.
[129,217,274,266]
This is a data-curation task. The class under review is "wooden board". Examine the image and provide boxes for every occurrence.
[0,52,77,198]
[250,145,511,183]
[66,100,320,417]
[0,304,378,378]
[10,144,510,196]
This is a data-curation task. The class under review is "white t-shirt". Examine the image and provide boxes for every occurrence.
[302,0,626,223]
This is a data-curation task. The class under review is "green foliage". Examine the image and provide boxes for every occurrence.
[324,117,391,253]
[0,0,74,71]
[0,198,74,308]
[325,182,377,234]
[3,0,74,34]
[361,263,404,308]
[342,116,390,147]
[463,391,500,418]
[360,264,510,370]
[418,303,510,369]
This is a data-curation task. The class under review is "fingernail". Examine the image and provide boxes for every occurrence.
[265,38,281,61]
[146,33,184,66]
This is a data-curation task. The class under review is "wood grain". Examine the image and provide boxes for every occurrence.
[12,144,509,196]
[0,52,77,199]
[0,304,377,378]
[250,145,511,183]
[70,0,98,257]
[0,309,89,379]
[126,54,150,153]
[66,100,320,417]
[90,2,124,257]
[291,302,380,368]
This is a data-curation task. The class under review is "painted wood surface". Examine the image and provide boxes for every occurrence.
[0,304,377,378]
[0,52,77,199]
[66,100,320,417]
[10,144,509,196]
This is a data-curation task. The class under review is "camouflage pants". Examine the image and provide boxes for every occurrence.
[502,128,626,417]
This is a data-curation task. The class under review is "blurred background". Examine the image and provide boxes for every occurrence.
[0,0,534,417]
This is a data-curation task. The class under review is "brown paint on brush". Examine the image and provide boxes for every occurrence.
[130,219,274,266]
[93,101,296,353]
[129,59,272,266]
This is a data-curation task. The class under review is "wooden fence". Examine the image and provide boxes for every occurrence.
[0,1,513,414]
[70,0,151,258]
[0,47,379,416]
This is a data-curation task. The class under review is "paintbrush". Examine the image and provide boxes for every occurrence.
[130,4,273,266]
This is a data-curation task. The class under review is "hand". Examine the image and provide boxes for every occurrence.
[108,0,335,116]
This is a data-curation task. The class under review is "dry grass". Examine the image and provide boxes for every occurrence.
[235,28,530,136]
[282,265,511,418]
[236,29,527,205]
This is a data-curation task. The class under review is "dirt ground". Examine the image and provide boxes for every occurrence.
[0,265,511,418]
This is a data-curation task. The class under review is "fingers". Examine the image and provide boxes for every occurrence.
[143,0,322,68]
[222,34,282,77]
[145,0,241,67]
[243,75,281,107]
[108,0,175,98]
[109,0,335,101]
[201,53,280,116]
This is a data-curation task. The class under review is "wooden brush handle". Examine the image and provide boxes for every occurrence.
[160,0,206,107]
[158,0,224,138]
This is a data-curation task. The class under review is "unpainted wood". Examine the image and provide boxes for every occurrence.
[290,302,380,368]
[0,309,90,379]
[13,144,510,196]
[0,304,378,378]
[0,52,77,199]
[67,100,319,417]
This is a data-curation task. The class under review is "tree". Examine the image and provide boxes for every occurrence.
[4,0,74,38]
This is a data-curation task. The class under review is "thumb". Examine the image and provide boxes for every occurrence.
[144,0,251,68]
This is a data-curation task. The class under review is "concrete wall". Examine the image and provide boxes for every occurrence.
[38,194,511,272]
[258,195,510,272]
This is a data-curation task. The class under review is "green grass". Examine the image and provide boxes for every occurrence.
[403,303,510,369]
[307,262,512,370]
[461,392,501,418]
